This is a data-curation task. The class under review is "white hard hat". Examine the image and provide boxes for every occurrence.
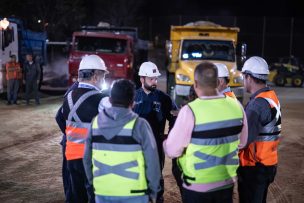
[215,63,229,78]
[138,61,161,77]
[79,55,108,73]
[242,56,269,80]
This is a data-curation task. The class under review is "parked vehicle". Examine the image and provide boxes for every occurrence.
[68,25,148,88]
[166,21,246,105]
[0,18,47,93]
[269,56,304,87]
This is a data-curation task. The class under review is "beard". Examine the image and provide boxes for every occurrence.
[144,81,157,92]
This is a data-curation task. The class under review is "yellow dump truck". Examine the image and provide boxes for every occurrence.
[166,21,245,105]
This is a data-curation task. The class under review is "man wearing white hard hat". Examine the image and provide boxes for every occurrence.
[57,55,108,203]
[133,61,177,203]
[238,56,282,203]
[215,63,236,98]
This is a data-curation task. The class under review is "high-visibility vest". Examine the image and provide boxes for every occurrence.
[239,90,281,166]
[178,97,243,185]
[6,62,22,80]
[65,90,99,160]
[91,117,148,197]
[224,91,236,98]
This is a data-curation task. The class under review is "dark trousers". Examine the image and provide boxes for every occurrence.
[182,186,233,203]
[7,79,19,103]
[156,141,165,203]
[61,140,72,203]
[237,164,277,203]
[25,80,39,104]
[172,158,183,195]
[67,159,95,203]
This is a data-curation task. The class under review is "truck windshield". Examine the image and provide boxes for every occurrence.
[75,36,127,54]
[181,40,235,62]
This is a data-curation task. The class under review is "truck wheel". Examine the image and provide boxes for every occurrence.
[274,74,286,87]
[292,75,303,87]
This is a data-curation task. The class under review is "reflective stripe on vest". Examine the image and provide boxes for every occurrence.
[178,97,243,185]
[91,117,148,197]
[65,90,99,160]
[239,90,281,166]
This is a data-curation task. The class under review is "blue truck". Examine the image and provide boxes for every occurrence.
[0,17,47,92]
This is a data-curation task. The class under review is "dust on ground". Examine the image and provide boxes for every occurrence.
[0,86,303,203]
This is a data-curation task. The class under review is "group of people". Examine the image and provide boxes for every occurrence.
[5,53,41,105]
[56,54,281,203]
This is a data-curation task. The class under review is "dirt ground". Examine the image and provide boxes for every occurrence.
[0,85,303,203]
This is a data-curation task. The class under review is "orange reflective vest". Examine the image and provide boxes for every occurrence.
[224,91,236,98]
[65,90,100,160]
[239,90,281,166]
[6,62,22,80]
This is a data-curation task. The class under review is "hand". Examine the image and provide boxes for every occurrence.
[170,110,179,117]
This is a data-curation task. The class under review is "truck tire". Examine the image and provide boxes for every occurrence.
[274,74,286,87]
[292,75,303,87]
[166,71,187,107]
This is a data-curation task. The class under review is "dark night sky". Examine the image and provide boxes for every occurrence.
[141,0,302,17]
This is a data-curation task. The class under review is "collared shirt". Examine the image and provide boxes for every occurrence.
[133,88,177,143]
[245,86,273,145]
[78,82,100,91]
[221,86,232,94]
[163,95,248,192]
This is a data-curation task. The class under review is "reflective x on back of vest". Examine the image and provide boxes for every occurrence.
[178,97,243,184]
[91,117,148,197]
[65,90,99,160]
[239,90,281,166]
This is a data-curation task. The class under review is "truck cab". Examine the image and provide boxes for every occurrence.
[166,21,245,105]
[68,31,134,89]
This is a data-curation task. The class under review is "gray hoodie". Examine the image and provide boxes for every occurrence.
[83,106,161,203]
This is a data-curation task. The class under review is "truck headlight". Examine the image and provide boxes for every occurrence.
[233,75,243,84]
[176,74,191,82]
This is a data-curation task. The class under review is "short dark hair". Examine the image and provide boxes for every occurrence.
[194,62,218,88]
[78,69,104,80]
[244,73,266,84]
[110,79,135,108]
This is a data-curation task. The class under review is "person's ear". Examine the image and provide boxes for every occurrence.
[92,74,98,82]
[140,77,144,84]
[130,101,135,109]
[194,80,198,89]
[109,97,113,104]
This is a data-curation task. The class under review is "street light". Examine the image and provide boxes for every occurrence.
[0,18,9,30]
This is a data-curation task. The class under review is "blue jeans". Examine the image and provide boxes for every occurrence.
[7,79,19,103]
[67,159,95,203]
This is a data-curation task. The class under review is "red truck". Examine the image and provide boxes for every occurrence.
[68,26,147,88]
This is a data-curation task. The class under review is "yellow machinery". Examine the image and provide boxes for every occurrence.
[166,21,245,105]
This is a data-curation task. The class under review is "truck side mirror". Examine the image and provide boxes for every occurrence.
[236,43,247,71]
